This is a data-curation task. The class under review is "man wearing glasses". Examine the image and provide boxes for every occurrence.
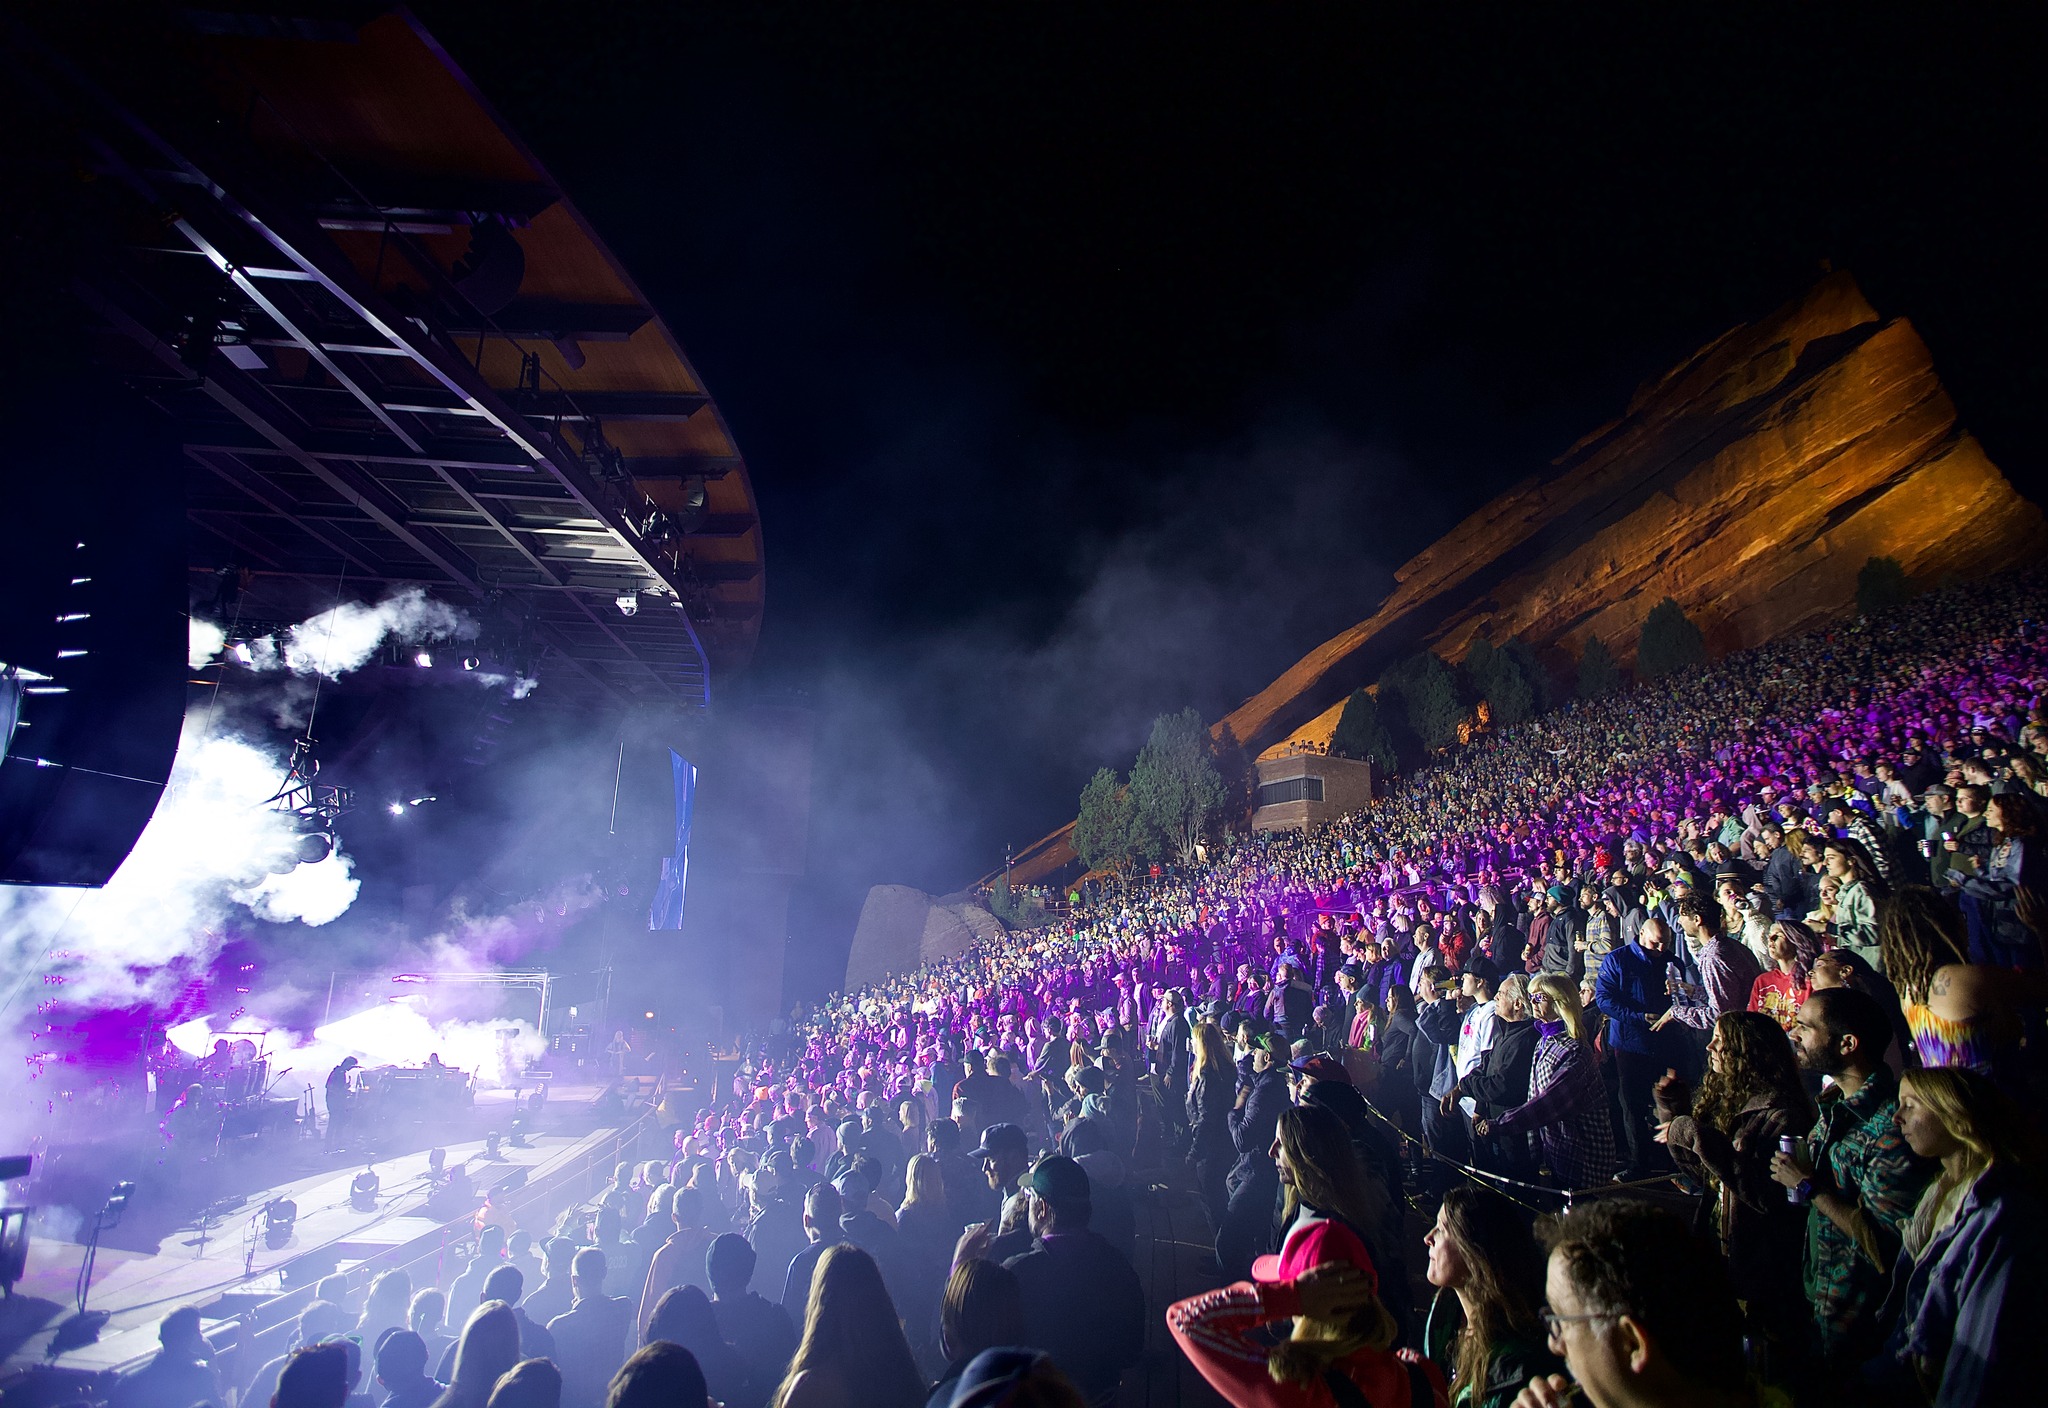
[1512,1200,1751,1408]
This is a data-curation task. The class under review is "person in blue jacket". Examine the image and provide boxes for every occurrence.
[1594,915,1678,1179]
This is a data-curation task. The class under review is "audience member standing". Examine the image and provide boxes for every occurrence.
[1000,1156,1145,1408]
[769,1244,926,1408]
[1769,989,1932,1374]
[544,1250,633,1408]
[708,1233,798,1398]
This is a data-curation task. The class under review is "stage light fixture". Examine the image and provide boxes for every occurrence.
[388,802,405,817]
[413,650,434,668]
[614,593,638,617]
[484,1131,501,1159]
[461,656,480,671]
[101,1182,136,1229]
[261,1196,296,1249]
[349,1168,381,1211]
[293,828,335,865]
[428,1148,447,1179]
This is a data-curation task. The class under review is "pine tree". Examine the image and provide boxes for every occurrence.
[1856,555,1913,616]
[1329,689,1398,776]
[1073,768,1138,875]
[1379,652,1464,753]
[1578,636,1623,698]
[1128,708,1228,867]
[1635,598,1707,680]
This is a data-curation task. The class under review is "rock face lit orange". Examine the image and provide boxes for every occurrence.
[1220,272,2047,757]
[1002,273,2046,884]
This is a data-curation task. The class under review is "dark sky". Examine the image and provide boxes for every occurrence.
[403,4,2048,993]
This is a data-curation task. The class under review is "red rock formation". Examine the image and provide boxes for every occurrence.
[1002,274,2046,886]
[1221,272,2046,754]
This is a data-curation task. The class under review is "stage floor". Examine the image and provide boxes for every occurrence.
[1,1084,628,1380]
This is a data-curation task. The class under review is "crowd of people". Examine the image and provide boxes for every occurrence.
[106,575,2048,1408]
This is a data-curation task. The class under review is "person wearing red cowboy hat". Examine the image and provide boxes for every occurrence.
[1167,1216,1446,1407]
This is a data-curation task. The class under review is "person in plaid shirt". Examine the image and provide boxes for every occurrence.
[1770,988,1932,1371]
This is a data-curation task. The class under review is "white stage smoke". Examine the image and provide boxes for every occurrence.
[279,587,474,677]
[0,713,361,1012]
[187,618,227,670]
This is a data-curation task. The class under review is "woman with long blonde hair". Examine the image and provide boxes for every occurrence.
[1186,1020,1237,1221]
[1474,974,1615,1189]
[1877,1067,2044,1407]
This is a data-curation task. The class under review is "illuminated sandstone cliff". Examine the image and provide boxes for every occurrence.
[1219,272,2047,757]
[1001,273,2046,884]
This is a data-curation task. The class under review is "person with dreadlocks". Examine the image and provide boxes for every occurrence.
[1877,887,2021,1081]
[1651,1010,1814,1362]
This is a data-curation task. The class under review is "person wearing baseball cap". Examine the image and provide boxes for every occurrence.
[1002,1157,1145,1406]
[1166,1208,1444,1407]
[969,1123,1032,1207]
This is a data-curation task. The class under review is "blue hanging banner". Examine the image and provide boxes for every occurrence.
[648,748,696,931]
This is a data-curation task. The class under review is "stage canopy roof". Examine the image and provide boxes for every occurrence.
[19,4,764,710]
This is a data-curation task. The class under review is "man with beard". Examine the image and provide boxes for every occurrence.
[1767,988,1932,1374]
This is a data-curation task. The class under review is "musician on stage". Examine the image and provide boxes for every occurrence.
[325,1056,359,1145]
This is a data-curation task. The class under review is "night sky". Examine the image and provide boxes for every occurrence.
[402,5,2048,990]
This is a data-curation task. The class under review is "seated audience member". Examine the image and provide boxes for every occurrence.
[1867,1066,2047,1408]
[109,1307,221,1408]
[431,1303,521,1408]
[370,1331,438,1408]
[407,1290,452,1373]
[1167,1219,1446,1407]
[437,1268,553,1379]
[1421,1189,1561,1408]
[275,1342,357,1408]
[944,1347,1089,1408]
[708,1232,798,1397]
[604,1343,707,1408]
[926,1259,1026,1408]
[645,1285,752,1408]
[248,1301,351,1408]
[522,1239,577,1328]
[1511,1200,1749,1408]
[484,1361,561,1408]
[770,1244,927,1408]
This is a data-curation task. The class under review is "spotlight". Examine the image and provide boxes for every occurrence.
[388,802,405,817]
[261,1196,297,1249]
[483,1131,502,1159]
[230,641,254,665]
[461,656,480,671]
[101,1182,136,1230]
[349,1168,381,1212]
[508,1115,527,1149]
[293,829,335,865]
[614,593,638,617]
[427,1148,447,1179]
[413,650,434,668]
